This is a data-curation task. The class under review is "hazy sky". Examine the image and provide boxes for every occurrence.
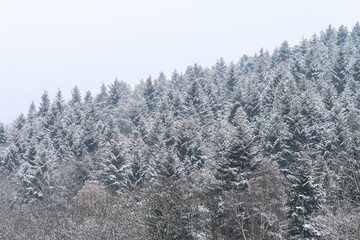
[1,0,359,124]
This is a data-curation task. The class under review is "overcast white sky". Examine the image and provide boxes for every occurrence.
[0,0,359,124]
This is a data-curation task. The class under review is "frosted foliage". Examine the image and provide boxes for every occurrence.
[1,22,360,239]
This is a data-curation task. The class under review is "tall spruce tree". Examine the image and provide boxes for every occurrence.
[286,152,323,239]
[216,107,259,190]
[145,153,194,240]
[332,46,348,95]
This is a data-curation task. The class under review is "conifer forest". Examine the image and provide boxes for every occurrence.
[2,23,360,239]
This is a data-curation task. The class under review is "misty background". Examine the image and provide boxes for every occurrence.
[1,0,359,124]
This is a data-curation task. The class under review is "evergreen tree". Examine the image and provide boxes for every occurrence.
[108,79,131,108]
[27,102,37,121]
[286,152,322,239]
[125,134,149,190]
[1,143,20,172]
[17,160,44,204]
[81,104,102,154]
[321,25,337,49]
[84,90,93,105]
[99,142,127,193]
[278,40,292,63]
[144,76,156,113]
[254,48,270,83]
[108,79,132,133]
[38,91,51,117]
[186,63,205,82]
[304,46,322,82]
[126,157,146,190]
[67,86,83,126]
[154,71,167,100]
[262,112,291,167]
[145,153,194,240]
[352,55,360,82]
[226,61,237,93]
[99,117,127,193]
[322,84,337,111]
[337,25,349,46]
[212,57,227,86]
[332,46,348,95]
[94,83,109,116]
[11,114,27,157]
[242,80,261,122]
[216,108,259,190]
[45,89,65,131]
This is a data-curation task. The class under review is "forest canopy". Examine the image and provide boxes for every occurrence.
[1,23,360,239]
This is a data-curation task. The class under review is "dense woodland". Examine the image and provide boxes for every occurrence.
[1,23,360,239]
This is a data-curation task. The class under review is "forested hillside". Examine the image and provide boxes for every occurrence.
[1,23,360,239]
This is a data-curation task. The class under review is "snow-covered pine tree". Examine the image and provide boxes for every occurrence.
[38,91,51,118]
[286,152,323,239]
[98,117,127,193]
[332,46,348,95]
[145,152,194,240]
[216,107,259,191]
